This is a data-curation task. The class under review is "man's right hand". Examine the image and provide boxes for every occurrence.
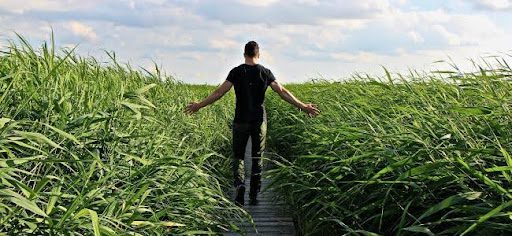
[301,103,320,117]
[184,102,202,114]
[270,81,320,117]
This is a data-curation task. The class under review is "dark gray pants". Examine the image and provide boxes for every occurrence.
[232,121,266,196]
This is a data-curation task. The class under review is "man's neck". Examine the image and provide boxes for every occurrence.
[244,58,258,65]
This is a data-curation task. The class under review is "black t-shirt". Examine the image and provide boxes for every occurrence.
[226,64,276,123]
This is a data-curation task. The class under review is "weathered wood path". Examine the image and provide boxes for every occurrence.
[225,138,296,235]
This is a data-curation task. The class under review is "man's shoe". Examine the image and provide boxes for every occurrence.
[249,195,258,205]
[249,176,261,197]
[248,182,260,205]
[235,185,245,206]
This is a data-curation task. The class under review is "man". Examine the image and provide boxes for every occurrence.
[185,41,319,205]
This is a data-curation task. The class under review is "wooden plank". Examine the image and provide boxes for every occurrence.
[240,222,295,227]
[224,138,296,235]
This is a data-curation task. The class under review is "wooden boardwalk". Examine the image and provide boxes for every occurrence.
[225,138,296,236]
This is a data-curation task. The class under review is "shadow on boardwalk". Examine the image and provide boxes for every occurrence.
[224,138,296,236]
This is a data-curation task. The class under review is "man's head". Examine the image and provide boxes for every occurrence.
[244,41,259,58]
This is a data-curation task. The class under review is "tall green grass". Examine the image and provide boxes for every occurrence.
[266,59,512,235]
[3,34,512,235]
[0,35,248,235]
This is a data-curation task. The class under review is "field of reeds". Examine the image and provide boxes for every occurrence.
[0,36,249,235]
[2,35,512,235]
[266,60,512,235]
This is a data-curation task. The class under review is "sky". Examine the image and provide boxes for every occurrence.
[0,0,511,84]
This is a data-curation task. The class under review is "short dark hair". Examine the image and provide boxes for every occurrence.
[244,41,259,58]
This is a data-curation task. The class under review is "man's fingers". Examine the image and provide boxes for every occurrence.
[307,107,320,117]
[184,105,195,115]
[184,102,197,115]
[306,104,320,114]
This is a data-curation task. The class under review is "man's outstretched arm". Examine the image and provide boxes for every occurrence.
[270,81,320,117]
[185,80,233,114]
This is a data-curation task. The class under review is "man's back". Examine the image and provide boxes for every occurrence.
[227,64,275,123]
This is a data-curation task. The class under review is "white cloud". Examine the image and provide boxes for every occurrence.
[210,39,239,50]
[369,8,505,49]
[297,0,320,5]
[0,0,99,13]
[432,24,463,46]
[189,0,392,25]
[236,0,280,7]
[472,0,512,10]
[0,0,511,84]
[330,51,381,63]
[394,0,408,5]
[408,31,424,43]
[321,19,368,30]
[125,0,136,9]
[65,21,98,42]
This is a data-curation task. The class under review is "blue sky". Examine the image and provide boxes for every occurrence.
[1,0,511,84]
